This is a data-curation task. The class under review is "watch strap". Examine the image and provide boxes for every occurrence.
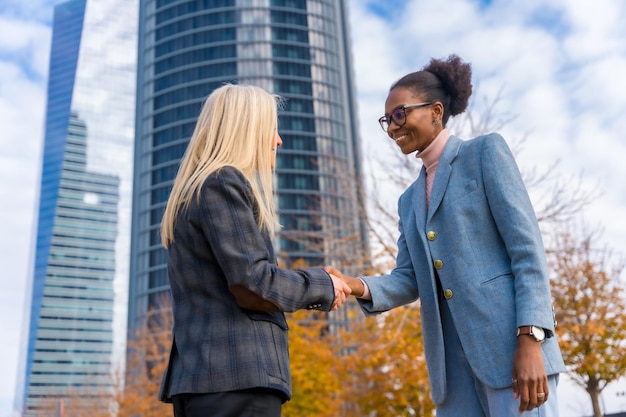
[517,325,545,342]
[517,325,534,337]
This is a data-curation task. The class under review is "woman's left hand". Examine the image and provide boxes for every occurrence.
[512,335,549,412]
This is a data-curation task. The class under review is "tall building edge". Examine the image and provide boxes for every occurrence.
[337,0,369,251]
[18,0,137,414]
[128,0,149,336]
[18,1,87,413]
[128,0,369,333]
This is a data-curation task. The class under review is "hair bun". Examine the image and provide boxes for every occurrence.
[423,54,472,116]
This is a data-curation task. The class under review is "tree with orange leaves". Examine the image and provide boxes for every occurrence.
[283,300,434,417]
[335,302,434,417]
[548,228,626,417]
[279,257,343,417]
[25,390,115,417]
[282,309,344,417]
[116,299,173,417]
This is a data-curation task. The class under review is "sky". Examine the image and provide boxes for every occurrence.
[1,0,626,416]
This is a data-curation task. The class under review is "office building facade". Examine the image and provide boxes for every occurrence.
[129,0,366,330]
[17,0,137,414]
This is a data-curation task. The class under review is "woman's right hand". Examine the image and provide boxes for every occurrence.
[329,273,351,310]
[325,266,364,298]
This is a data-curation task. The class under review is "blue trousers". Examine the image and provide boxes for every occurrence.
[437,299,560,417]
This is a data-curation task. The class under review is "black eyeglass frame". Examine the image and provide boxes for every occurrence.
[378,102,433,132]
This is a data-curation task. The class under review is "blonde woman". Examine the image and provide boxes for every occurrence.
[158,84,350,417]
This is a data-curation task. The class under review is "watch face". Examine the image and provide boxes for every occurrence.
[532,326,545,341]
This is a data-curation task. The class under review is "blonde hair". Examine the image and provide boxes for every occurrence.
[161,84,280,247]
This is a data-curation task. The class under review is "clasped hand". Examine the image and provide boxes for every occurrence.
[325,266,364,310]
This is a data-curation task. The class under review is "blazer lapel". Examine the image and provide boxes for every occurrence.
[427,136,462,222]
[412,165,428,233]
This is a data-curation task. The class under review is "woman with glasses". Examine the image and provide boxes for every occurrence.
[326,55,565,416]
[158,84,351,417]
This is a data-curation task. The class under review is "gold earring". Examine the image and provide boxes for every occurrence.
[433,118,441,125]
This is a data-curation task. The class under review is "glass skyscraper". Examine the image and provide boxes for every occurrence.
[129,0,367,330]
[17,0,137,415]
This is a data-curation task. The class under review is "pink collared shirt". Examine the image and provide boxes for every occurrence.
[418,129,451,205]
[417,128,451,167]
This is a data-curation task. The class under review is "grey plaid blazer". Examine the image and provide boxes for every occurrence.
[159,166,335,403]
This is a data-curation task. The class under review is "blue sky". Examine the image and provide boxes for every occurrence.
[2,0,626,416]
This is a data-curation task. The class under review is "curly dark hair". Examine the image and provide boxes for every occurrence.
[390,54,472,126]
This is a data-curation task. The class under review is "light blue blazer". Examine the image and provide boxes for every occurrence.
[359,133,565,404]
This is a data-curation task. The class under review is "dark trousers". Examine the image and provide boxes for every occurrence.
[172,388,283,417]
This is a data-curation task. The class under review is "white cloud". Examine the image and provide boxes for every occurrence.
[0,0,59,23]
[562,0,626,59]
[0,16,51,80]
[569,57,626,119]
[0,4,55,417]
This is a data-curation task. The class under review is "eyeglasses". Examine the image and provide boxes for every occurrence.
[378,102,433,132]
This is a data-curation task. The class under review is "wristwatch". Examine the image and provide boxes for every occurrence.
[517,325,545,342]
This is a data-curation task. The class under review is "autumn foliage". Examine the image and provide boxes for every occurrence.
[26,392,115,417]
[335,301,434,417]
[548,229,626,417]
[116,304,173,417]
[283,300,434,417]
[282,310,342,417]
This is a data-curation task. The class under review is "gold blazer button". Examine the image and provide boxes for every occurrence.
[434,259,443,269]
[443,289,453,299]
[427,231,436,240]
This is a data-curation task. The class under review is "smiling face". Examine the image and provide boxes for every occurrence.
[384,87,443,155]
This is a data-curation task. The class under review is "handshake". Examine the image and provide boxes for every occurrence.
[324,266,366,311]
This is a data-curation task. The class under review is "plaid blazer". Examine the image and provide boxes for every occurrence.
[159,166,335,402]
